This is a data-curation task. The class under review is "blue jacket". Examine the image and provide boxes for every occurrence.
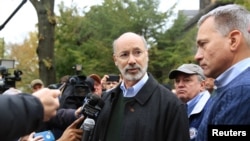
[196,67,250,141]
[188,90,210,141]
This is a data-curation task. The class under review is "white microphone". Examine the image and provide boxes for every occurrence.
[80,118,95,141]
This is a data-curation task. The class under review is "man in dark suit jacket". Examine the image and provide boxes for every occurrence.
[91,32,190,141]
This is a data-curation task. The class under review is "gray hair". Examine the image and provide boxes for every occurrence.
[198,4,250,46]
[112,32,148,53]
[197,74,205,82]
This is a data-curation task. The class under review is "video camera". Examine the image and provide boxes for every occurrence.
[0,59,22,94]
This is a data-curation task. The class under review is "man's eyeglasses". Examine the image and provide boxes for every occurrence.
[116,49,145,60]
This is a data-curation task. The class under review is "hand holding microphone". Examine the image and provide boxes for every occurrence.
[57,116,84,141]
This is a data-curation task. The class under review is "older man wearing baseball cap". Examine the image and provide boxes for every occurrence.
[168,63,211,141]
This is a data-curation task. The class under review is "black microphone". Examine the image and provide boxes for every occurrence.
[80,117,95,141]
[81,93,104,119]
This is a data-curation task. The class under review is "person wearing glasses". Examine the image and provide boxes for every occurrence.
[91,32,190,141]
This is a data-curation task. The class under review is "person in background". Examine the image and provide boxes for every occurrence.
[168,63,211,141]
[101,74,121,91]
[30,79,44,92]
[91,32,190,141]
[60,75,70,84]
[194,4,250,141]
[88,74,103,97]
[2,87,22,95]
[0,88,60,141]
[204,77,216,94]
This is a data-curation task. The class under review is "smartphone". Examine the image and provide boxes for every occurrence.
[107,74,120,82]
[34,130,55,141]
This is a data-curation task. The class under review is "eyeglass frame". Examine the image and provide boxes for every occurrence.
[114,48,146,60]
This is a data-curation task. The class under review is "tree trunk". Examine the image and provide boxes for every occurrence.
[30,0,56,86]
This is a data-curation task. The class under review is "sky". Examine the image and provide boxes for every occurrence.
[0,0,199,44]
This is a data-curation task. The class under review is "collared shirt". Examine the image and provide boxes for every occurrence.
[187,90,211,141]
[187,90,210,118]
[215,58,250,88]
[120,73,149,97]
[196,58,250,141]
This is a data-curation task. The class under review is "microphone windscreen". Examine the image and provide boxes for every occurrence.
[81,118,95,131]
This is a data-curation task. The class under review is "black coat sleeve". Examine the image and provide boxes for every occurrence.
[48,108,77,129]
[0,94,44,141]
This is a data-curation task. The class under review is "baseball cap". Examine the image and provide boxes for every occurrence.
[168,64,205,80]
[31,79,44,88]
[89,74,101,84]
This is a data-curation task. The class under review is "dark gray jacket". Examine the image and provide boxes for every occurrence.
[0,94,44,141]
[92,73,190,141]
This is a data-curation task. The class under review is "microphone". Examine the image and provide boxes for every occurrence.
[80,118,95,141]
[81,93,104,119]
